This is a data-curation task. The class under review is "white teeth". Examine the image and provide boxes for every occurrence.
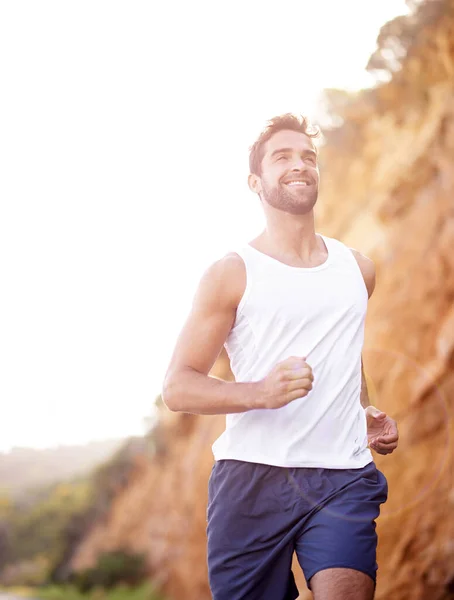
[287,181,307,186]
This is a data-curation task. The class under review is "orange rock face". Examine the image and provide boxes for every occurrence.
[70,3,454,598]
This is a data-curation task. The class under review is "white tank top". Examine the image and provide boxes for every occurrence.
[212,234,373,469]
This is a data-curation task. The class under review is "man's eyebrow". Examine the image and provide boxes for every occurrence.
[270,147,317,158]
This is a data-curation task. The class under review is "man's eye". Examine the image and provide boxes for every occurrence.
[277,156,286,161]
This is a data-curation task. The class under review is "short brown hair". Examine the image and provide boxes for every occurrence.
[249,113,320,175]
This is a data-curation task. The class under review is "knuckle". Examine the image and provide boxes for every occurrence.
[281,382,290,394]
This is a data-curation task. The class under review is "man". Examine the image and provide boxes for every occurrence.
[162,114,399,600]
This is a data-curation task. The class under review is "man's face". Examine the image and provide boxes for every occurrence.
[250,129,320,215]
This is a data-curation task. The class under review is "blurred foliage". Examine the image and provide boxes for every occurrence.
[69,550,148,592]
[0,555,49,587]
[51,437,154,584]
[0,429,161,588]
[367,0,448,77]
[0,480,93,584]
[314,0,453,161]
[15,582,164,600]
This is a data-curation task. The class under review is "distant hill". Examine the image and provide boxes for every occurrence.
[0,438,126,498]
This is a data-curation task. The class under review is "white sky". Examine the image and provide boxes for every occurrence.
[0,0,409,452]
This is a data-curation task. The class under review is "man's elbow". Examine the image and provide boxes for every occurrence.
[162,379,177,412]
[162,373,184,412]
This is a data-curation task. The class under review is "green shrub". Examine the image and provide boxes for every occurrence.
[71,549,147,592]
[37,581,163,600]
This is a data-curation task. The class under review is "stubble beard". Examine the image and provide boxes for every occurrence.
[261,181,318,216]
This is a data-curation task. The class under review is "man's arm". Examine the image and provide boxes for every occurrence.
[162,253,314,415]
[351,248,375,409]
[351,247,399,453]
[360,358,370,409]
[162,253,256,414]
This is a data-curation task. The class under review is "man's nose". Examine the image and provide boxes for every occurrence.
[290,158,305,171]
[286,154,305,170]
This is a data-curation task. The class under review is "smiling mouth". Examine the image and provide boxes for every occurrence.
[283,179,313,188]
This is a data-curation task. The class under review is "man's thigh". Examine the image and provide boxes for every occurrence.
[206,460,300,600]
[294,462,388,594]
[310,567,375,600]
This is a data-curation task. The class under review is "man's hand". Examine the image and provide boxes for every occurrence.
[257,356,314,409]
[365,406,399,455]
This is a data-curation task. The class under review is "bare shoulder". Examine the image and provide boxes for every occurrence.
[349,248,376,298]
[163,253,246,382]
[197,252,246,310]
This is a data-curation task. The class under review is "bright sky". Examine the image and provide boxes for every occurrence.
[0,0,409,452]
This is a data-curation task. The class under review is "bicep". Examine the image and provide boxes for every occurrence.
[165,256,245,377]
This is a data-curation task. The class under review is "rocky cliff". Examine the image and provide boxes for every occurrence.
[69,1,454,598]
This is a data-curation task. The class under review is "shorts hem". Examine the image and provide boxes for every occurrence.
[305,565,377,591]
[212,455,374,470]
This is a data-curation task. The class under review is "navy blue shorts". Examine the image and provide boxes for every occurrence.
[207,460,388,600]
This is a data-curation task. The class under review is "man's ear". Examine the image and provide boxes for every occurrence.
[248,173,262,195]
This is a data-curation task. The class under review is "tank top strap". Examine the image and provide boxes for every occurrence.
[229,244,273,276]
[321,235,366,284]
[319,233,344,259]
[229,245,253,270]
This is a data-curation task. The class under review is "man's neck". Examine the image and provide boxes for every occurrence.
[257,212,319,263]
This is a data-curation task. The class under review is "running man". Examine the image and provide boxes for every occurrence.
[162,114,399,600]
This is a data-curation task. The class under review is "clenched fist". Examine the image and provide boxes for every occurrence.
[256,356,314,409]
